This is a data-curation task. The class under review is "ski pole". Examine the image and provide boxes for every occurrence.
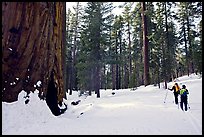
[187,95,190,109]
[164,90,168,103]
[188,102,190,109]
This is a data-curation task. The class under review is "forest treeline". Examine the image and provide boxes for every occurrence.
[2,2,202,102]
[65,2,202,97]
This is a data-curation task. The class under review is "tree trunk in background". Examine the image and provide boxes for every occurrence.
[111,64,116,90]
[2,2,66,103]
[124,64,129,88]
[127,21,132,87]
[164,2,169,89]
[186,15,194,74]
[182,21,189,76]
[115,35,119,90]
[72,2,80,91]
[141,2,150,86]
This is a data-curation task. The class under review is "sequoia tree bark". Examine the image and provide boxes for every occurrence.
[2,2,66,103]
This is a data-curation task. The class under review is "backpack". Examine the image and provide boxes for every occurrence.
[180,89,189,96]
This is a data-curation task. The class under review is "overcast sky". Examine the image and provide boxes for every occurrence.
[66,2,126,15]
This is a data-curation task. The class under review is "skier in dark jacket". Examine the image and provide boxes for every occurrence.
[168,83,180,104]
[179,85,189,111]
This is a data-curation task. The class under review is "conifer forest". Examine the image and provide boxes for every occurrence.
[2,2,202,103]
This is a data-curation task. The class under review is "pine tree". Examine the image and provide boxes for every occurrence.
[77,2,114,97]
[131,2,144,87]
[176,2,201,76]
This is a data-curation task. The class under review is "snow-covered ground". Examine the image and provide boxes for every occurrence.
[2,73,202,135]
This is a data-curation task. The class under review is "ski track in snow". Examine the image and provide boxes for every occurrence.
[60,78,202,135]
[2,74,202,135]
[185,111,202,134]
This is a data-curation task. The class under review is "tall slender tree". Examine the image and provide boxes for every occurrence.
[141,2,150,86]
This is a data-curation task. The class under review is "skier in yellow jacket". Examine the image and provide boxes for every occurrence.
[168,83,180,104]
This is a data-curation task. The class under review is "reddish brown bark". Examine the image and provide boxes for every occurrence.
[2,2,66,103]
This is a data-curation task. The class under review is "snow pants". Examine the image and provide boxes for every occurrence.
[173,91,179,104]
[180,95,188,111]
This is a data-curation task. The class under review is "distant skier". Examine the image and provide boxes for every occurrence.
[168,83,180,104]
[179,85,189,111]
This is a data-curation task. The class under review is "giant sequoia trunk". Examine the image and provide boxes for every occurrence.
[2,2,66,103]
